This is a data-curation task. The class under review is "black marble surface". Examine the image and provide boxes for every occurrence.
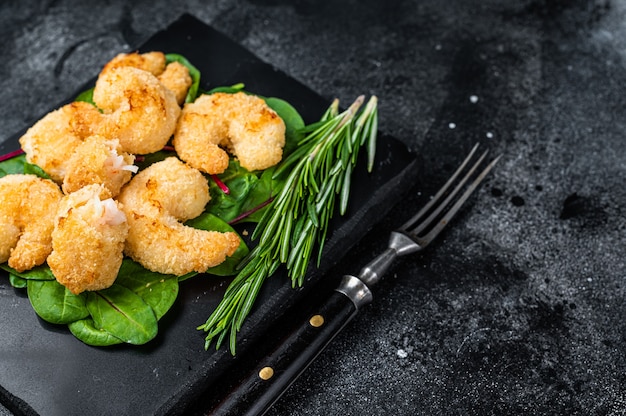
[1,1,625,415]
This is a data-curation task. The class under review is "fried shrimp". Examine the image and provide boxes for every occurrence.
[117,157,240,276]
[19,101,103,183]
[0,174,63,272]
[157,61,193,105]
[62,135,137,198]
[48,184,129,295]
[93,66,181,155]
[172,92,286,174]
[100,51,167,76]
[100,51,192,105]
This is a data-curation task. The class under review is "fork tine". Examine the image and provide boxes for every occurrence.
[411,150,488,235]
[413,152,502,246]
[400,143,480,232]
[352,145,500,289]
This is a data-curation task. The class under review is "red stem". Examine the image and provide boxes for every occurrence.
[228,197,274,225]
[211,174,230,194]
[0,149,25,163]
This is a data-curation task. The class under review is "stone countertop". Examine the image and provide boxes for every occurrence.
[1,1,625,415]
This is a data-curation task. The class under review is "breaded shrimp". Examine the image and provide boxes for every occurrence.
[157,61,193,105]
[172,92,286,174]
[0,174,63,272]
[19,101,103,182]
[48,184,129,295]
[100,51,167,77]
[100,51,192,105]
[93,66,181,155]
[62,135,137,198]
[117,157,240,276]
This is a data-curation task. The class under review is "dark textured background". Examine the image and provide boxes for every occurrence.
[1,0,625,415]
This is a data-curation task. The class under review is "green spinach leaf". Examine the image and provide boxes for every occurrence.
[87,285,158,345]
[115,259,179,320]
[75,88,95,105]
[27,279,89,324]
[9,274,27,289]
[68,318,123,347]
[1,263,56,281]
[0,154,49,180]
[0,154,26,177]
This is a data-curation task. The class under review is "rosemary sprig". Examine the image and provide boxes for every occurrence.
[197,95,378,354]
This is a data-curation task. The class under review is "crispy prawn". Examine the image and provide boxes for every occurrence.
[93,66,181,155]
[48,184,129,295]
[62,135,137,198]
[18,101,103,183]
[100,51,167,76]
[0,174,63,272]
[172,92,286,174]
[158,61,193,105]
[100,51,192,105]
[117,157,240,276]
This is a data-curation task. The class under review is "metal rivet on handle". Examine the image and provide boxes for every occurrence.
[259,366,274,381]
[309,315,324,328]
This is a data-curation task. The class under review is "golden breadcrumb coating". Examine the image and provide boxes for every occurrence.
[100,51,167,77]
[117,157,240,276]
[48,184,129,294]
[18,101,103,183]
[157,61,193,105]
[62,135,136,198]
[0,174,63,272]
[93,66,181,155]
[172,92,285,174]
[100,51,192,105]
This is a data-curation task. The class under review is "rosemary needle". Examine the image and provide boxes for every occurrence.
[198,95,378,354]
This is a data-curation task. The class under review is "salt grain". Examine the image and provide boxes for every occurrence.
[448,122,456,129]
[486,132,494,138]
[397,349,408,358]
[469,95,479,103]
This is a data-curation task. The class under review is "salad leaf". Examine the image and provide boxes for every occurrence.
[23,161,52,179]
[87,285,158,345]
[27,279,90,324]
[9,274,27,289]
[0,154,27,177]
[206,83,245,94]
[1,263,56,281]
[75,88,95,105]
[0,154,50,180]
[68,319,123,347]
[205,160,268,222]
[134,149,174,171]
[114,259,179,320]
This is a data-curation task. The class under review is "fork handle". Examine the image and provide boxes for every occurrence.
[208,275,372,416]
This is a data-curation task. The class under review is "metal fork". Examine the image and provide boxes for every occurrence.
[210,144,501,416]
[338,143,501,309]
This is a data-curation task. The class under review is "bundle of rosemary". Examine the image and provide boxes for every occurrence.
[198,95,378,354]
